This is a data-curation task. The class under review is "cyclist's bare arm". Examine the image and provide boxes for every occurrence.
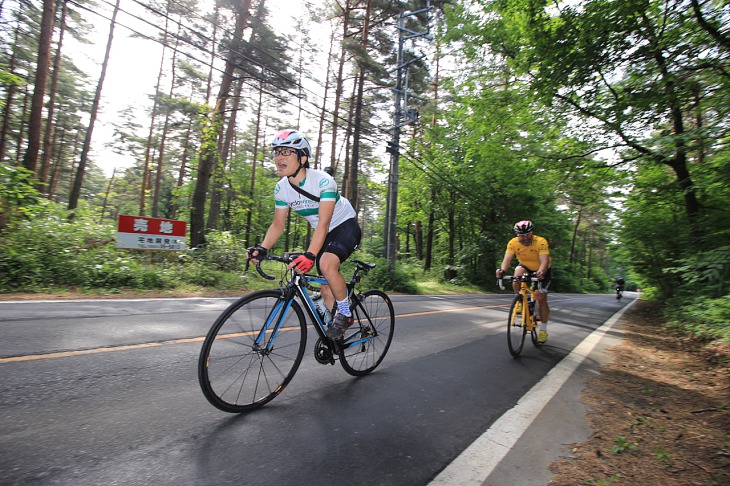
[497,253,514,278]
[536,254,549,279]
[250,208,288,264]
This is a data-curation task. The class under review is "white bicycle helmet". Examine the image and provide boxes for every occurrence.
[513,220,534,234]
[272,129,312,158]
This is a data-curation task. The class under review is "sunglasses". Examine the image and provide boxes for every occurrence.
[272,148,298,157]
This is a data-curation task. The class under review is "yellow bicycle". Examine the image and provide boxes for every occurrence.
[499,275,544,357]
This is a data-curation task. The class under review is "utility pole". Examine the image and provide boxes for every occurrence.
[385,2,432,272]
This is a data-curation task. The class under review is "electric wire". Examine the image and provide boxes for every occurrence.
[6,0,463,192]
[70,0,397,149]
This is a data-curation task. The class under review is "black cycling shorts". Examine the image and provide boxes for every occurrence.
[517,264,552,293]
[316,218,361,269]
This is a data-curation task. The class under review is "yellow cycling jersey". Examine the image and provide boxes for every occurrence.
[505,235,552,272]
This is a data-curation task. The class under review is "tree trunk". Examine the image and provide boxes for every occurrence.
[170,117,194,219]
[39,0,68,190]
[245,82,264,247]
[190,0,251,248]
[346,0,372,213]
[447,192,455,265]
[204,3,219,106]
[152,5,182,218]
[21,0,56,176]
[68,0,120,212]
[141,10,170,216]
[100,168,116,222]
[0,24,22,164]
[315,29,335,169]
[329,0,353,172]
[16,85,29,165]
[341,80,356,197]
[569,207,582,264]
[424,188,435,271]
[208,78,242,230]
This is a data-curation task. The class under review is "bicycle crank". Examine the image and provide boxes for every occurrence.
[314,338,336,365]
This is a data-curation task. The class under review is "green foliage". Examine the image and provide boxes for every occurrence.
[654,447,672,465]
[175,264,231,288]
[664,246,730,299]
[0,165,43,229]
[0,69,26,88]
[356,257,418,294]
[0,203,248,292]
[664,296,730,343]
[2,0,730,362]
[71,248,174,289]
[186,230,243,271]
[611,436,638,454]
[0,204,175,291]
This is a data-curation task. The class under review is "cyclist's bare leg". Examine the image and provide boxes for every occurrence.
[535,290,549,325]
[319,252,347,311]
[513,266,527,294]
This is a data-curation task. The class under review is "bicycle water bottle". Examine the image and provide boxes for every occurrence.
[313,293,330,323]
[528,299,535,316]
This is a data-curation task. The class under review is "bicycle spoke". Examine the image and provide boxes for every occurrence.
[339,290,395,376]
[198,291,307,412]
[507,295,527,357]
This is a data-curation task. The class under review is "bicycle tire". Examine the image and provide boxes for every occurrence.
[529,301,542,347]
[530,325,541,347]
[339,289,395,376]
[198,290,307,412]
[507,294,527,357]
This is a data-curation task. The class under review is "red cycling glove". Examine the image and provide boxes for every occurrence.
[292,252,316,273]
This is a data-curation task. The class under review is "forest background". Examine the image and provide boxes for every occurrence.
[0,0,728,345]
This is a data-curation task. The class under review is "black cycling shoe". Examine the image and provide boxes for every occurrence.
[326,312,354,339]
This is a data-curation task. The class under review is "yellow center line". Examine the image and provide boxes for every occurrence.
[0,296,582,363]
[0,330,275,363]
[398,303,505,318]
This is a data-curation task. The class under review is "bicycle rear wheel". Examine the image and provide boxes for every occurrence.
[339,289,395,376]
[530,322,541,347]
[529,302,542,347]
[507,295,527,357]
[198,290,307,412]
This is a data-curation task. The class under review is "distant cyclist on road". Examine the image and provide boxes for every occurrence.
[247,129,361,340]
[615,277,625,300]
[496,220,553,343]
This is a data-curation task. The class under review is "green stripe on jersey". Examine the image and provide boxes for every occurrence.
[296,208,319,217]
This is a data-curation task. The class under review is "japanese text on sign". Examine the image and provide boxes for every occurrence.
[117,215,187,251]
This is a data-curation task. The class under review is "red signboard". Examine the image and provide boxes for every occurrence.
[116,215,187,250]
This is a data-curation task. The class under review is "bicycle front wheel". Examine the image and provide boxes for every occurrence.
[507,295,527,357]
[198,290,307,412]
[339,289,395,376]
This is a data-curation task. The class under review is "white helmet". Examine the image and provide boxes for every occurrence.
[513,220,534,234]
[272,129,312,159]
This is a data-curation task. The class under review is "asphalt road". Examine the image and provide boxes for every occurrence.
[0,292,633,485]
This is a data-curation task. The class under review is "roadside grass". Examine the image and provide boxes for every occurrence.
[0,270,491,299]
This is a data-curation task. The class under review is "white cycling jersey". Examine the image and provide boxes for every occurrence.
[274,169,356,230]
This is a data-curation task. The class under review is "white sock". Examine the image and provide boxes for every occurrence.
[336,299,351,317]
[538,323,547,332]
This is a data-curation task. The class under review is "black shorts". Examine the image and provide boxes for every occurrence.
[316,218,361,269]
[517,264,552,292]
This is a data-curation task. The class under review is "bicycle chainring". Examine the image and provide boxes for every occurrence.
[314,338,336,365]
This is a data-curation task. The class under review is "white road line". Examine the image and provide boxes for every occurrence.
[429,299,637,485]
